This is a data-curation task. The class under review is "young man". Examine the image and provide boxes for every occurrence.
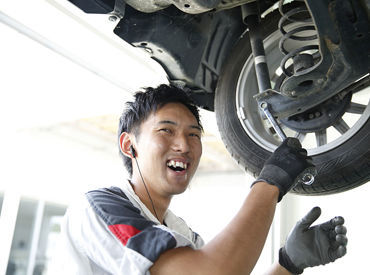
[59,84,347,274]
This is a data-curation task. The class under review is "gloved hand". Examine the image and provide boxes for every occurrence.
[252,137,314,202]
[279,207,348,274]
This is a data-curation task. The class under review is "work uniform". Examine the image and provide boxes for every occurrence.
[55,180,204,275]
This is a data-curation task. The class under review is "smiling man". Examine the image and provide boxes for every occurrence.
[120,101,203,216]
[58,84,347,275]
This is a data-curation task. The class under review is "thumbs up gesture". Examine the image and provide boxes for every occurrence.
[279,207,348,274]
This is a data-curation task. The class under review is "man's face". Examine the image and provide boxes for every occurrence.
[134,102,202,197]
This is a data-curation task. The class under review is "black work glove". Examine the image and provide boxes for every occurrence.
[279,207,348,274]
[252,137,314,202]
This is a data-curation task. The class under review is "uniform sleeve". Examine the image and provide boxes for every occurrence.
[78,187,194,274]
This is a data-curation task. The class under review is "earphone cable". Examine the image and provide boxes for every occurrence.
[134,157,160,222]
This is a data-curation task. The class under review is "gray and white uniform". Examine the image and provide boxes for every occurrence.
[56,181,204,275]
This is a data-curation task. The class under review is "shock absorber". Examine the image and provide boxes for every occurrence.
[278,0,320,79]
[242,1,272,93]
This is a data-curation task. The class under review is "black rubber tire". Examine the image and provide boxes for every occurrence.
[215,8,370,195]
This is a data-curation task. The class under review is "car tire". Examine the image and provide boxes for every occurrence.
[215,7,370,195]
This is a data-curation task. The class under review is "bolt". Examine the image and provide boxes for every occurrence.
[317,78,324,85]
[109,15,118,22]
[309,113,315,119]
[260,102,267,109]
[315,111,321,117]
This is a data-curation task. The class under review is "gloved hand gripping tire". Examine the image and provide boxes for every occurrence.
[252,137,314,201]
[279,207,348,274]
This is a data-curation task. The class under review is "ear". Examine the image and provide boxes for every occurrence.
[119,132,135,158]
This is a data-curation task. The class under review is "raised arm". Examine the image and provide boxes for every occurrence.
[151,181,279,275]
[151,138,313,275]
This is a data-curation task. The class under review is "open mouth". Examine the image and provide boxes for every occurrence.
[166,160,188,172]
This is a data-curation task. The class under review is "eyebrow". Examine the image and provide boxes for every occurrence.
[158,120,202,131]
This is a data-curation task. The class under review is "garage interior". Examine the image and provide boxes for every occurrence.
[1,1,369,274]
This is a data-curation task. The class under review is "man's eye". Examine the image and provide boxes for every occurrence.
[159,128,171,133]
[190,133,201,139]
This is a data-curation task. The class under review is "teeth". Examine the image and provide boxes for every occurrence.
[167,160,187,169]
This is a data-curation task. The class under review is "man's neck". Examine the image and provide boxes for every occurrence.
[129,178,171,224]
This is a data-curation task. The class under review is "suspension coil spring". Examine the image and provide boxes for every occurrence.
[278,0,320,77]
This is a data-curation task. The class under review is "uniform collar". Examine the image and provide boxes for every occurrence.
[122,179,192,239]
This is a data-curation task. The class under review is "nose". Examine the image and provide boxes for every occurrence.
[172,133,190,153]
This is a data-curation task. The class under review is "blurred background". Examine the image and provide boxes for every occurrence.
[1,1,369,274]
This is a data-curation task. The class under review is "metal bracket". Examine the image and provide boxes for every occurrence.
[257,0,370,118]
[109,0,126,21]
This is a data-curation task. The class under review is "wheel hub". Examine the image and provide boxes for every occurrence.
[280,93,352,132]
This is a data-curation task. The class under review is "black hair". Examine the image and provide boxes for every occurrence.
[118,84,203,176]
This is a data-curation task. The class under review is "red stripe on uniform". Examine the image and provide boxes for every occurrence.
[108,224,142,246]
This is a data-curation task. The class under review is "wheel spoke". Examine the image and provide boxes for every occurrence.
[294,132,306,142]
[333,118,350,134]
[347,102,367,114]
[315,129,327,146]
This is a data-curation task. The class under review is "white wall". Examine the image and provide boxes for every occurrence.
[279,184,370,274]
